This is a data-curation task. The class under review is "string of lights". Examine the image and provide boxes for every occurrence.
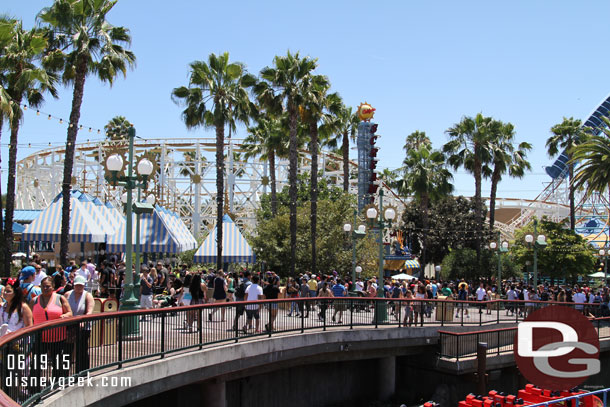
[1,104,130,148]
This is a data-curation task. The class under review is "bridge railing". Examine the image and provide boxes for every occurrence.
[0,298,603,406]
[439,315,610,361]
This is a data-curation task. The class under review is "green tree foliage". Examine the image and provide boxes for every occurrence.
[104,115,131,141]
[252,190,377,279]
[401,195,494,274]
[510,218,595,283]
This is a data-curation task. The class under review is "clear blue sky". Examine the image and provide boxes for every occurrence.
[4,1,610,201]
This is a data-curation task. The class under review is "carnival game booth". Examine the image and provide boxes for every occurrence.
[194,214,256,265]
[105,204,197,256]
[21,191,118,262]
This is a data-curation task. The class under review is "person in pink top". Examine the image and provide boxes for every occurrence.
[32,277,72,378]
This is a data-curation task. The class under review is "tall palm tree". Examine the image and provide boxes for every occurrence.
[1,22,57,275]
[443,113,494,268]
[324,101,359,193]
[572,116,610,205]
[300,74,334,276]
[39,0,136,266]
[487,121,531,231]
[172,52,255,271]
[0,17,16,263]
[256,51,317,276]
[242,114,287,217]
[547,117,586,231]
[403,130,431,152]
[400,145,453,276]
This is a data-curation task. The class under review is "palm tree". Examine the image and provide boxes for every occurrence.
[443,113,494,267]
[104,115,131,141]
[547,117,586,230]
[400,145,453,276]
[300,74,335,276]
[0,18,16,264]
[572,116,610,205]
[39,0,136,266]
[256,51,317,276]
[172,52,255,271]
[488,121,532,231]
[324,101,359,193]
[242,114,287,217]
[403,130,431,152]
[1,22,57,275]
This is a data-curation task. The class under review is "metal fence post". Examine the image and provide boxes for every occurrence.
[198,308,203,349]
[350,298,354,330]
[118,315,123,369]
[301,301,305,333]
[161,312,165,358]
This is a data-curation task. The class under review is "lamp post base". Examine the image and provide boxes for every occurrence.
[119,284,141,338]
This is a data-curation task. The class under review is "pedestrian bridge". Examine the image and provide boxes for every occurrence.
[0,298,606,407]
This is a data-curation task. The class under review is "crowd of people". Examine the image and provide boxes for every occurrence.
[0,255,608,381]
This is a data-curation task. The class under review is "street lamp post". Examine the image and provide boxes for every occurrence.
[344,209,366,290]
[366,189,396,323]
[435,265,441,280]
[490,233,509,294]
[524,219,546,288]
[105,127,155,313]
[599,248,608,283]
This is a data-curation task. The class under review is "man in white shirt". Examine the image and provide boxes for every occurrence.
[355,279,364,292]
[76,262,91,283]
[243,275,264,333]
[572,288,586,313]
[476,282,486,314]
[506,285,518,315]
[32,263,47,286]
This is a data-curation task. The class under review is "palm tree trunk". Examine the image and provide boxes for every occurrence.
[60,56,88,267]
[310,120,318,276]
[5,100,21,276]
[269,151,277,217]
[474,159,482,270]
[489,171,500,231]
[0,118,3,236]
[342,130,349,193]
[216,121,225,271]
[288,101,298,277]
[421,193,429,280]
[568,158,575,230]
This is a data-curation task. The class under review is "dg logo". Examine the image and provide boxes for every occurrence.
[514,305,600,390]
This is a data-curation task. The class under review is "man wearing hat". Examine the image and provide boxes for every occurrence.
[20,265,41,303]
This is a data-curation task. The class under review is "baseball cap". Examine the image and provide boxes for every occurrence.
[20,266,36,281]
[74,276,87,286]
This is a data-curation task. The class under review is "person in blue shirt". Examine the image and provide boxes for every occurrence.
[331,279,347,324]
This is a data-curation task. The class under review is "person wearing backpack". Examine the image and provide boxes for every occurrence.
[232,272,250,332]
[19,266,41,305]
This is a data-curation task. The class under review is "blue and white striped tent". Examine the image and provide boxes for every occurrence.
[22,192,106,242]
[105,208,185,253]
[104,201,125,229]
[194,215,255,263]
[155,206,197,252]
[75,191,117,237]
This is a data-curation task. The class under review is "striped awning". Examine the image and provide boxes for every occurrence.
[404,260,420,269]
[156,206,197,251]
[75,191,117,238]
[22,192,106,243]
[194,214,255,263]
[106,208,184,254]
